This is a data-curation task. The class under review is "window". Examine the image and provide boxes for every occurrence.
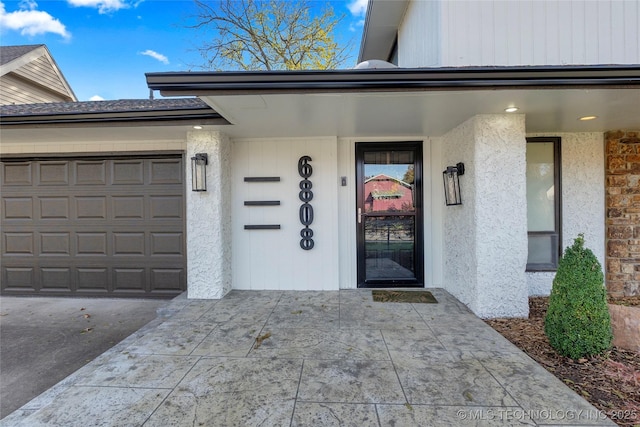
[526,137,561,271]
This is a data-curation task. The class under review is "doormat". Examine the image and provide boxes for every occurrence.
[372,290,438,304]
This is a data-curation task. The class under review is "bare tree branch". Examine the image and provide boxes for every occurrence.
[186,0,351,71]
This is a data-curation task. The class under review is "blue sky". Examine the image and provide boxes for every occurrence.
[0,0,367,101]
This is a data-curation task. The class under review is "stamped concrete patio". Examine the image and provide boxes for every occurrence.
[1,289,614,426]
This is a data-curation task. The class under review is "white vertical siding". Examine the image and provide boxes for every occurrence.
[397,0,640,67]
[467,1,483,65]
[584,1,599,64]
[428,137,444,288]
[231,137,339,291]
[421,138,436,287]
[398,0,441,67]
[337,138,357,289]
[624,1,640,62]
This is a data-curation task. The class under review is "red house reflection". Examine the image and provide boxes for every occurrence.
[364,174,414,213]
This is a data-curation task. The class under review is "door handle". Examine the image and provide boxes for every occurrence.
[358,208,370,223]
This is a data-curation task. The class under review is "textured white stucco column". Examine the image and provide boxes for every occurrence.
[186,131,232,299]
[443,121,478,311]
[443,115,529,318]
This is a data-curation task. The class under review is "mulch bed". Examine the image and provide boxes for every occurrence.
[485,297,640,427]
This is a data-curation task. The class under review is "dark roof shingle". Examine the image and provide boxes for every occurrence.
[0,44,44,66]
[0,98,211,117]
[0,98,226,127]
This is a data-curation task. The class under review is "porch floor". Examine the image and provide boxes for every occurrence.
[2,289,614,426]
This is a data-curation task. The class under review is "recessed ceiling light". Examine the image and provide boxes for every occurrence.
[579,116,598,121]
[193,125,203,130]
[505,106,519,113]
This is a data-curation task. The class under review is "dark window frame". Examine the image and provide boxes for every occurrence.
[526,136,562,272]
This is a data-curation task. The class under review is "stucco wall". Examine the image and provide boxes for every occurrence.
[475,115,529,318]
[186,131,232,299]
[231,137,339,291]
[526,132,605,296]
[443,114,528,318]
[442,119,477,310]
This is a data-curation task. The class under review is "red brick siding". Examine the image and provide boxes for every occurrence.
[605,130,640,296]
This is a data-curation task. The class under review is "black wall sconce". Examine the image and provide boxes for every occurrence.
[191,153,208,192]
[443,162,465,206]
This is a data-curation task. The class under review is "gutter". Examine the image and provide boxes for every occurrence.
[0,107,228,127]
[146,65,640,97]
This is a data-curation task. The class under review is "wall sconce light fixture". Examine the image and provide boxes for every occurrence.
[191,153,208,192]
[443,162,465,206]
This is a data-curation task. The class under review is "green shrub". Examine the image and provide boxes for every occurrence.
[544,234,612,359]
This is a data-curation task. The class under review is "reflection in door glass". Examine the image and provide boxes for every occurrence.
[364,216,415,279]
[364,151,415,214]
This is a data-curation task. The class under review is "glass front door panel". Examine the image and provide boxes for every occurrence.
[356,142,423,287]
[364,216,415,280]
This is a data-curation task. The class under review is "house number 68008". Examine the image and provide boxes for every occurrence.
[298,156,314,250]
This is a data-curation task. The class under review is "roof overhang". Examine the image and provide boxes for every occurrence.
[0,99,228,146]
[0,109,226,128]
[358,0,408,62]
[147,65,640,96]
[145,66,640,138]
[0,99,227,128]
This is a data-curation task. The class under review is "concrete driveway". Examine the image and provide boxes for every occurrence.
[0,296,166,418]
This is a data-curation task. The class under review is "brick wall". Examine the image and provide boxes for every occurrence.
[606,130,640,297]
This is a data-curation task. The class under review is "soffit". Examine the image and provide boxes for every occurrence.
[358,0,408,62]
[194,88,639,138]
[145,66,640,137]
[2,88,637,144]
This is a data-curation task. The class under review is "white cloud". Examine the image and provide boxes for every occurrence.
[66,0,129,14]
[350,18,365,32]
[0,1,71,39]
[347,0,367,31]
[89,95,105,101]
[347,0,368,18]
[139,49,169,64]
[19,0,38,10]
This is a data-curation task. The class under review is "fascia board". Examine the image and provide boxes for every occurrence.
[146,66,640,96]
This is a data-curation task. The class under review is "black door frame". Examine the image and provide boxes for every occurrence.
[355,141,424,288]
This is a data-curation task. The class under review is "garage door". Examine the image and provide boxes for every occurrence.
[1,155,186,298]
